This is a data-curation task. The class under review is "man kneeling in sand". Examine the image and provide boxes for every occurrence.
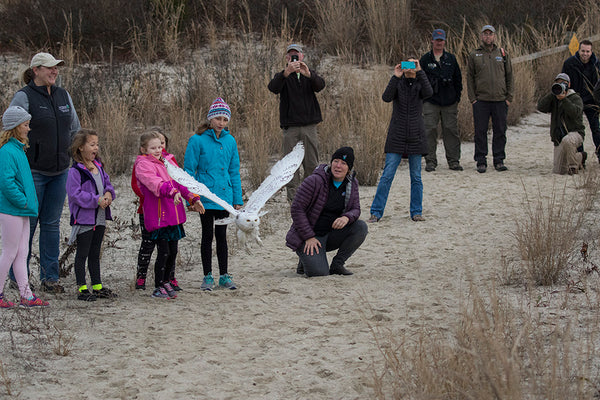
[286,147,368,277]
[537,73,586,175]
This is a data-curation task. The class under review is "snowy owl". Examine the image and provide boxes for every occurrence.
[165,142,304,250]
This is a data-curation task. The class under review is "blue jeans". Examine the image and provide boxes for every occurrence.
[10,171,68,283]
[370,153,423,219]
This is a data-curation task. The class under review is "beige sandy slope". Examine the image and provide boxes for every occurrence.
[2,111,600,399]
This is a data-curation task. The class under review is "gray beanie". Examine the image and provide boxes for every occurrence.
[2,106,32,131]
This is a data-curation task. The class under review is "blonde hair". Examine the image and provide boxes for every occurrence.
[71,129,101,164]
[139,130,161,154]
[0,127,29,149]
[148,126,169,149]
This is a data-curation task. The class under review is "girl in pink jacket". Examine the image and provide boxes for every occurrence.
[134,131,204,299]
[131,129,183,291]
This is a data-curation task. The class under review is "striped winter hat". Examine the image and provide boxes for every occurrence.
[207,97,231,120]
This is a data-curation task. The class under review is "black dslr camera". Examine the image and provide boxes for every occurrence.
[552,82,568,96]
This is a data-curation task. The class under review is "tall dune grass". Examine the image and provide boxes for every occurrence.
[1,5,597,185]
[370,284,600,398]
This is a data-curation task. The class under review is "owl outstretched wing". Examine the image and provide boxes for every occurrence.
[164,160,238,216]
[244,141,304,214]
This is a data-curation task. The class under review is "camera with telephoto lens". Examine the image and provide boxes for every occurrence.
[290,54,299,62]
[552,82,568,96]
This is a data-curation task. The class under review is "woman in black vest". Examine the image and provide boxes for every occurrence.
[8,52,81,293]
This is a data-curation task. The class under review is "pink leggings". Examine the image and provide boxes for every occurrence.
[0,213,33,298]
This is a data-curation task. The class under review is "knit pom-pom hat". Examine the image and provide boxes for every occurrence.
[207,97,231,121]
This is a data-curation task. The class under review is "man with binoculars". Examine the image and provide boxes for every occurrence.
[537,73,586,175]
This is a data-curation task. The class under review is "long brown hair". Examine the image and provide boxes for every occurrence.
[195,120,211,135]
[71,129,102,165]
[22,68,35,84]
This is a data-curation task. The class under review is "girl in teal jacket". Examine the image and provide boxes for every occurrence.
[0,106,48,307]
[184,98,243,291]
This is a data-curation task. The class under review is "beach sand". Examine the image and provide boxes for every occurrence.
[2,111,600,399]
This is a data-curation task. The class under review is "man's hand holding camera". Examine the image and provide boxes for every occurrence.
[284,53,311,78]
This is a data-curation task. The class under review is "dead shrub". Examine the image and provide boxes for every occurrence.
[319,65,389,185]
[369,284,598,398]
[514,183,584,286]
[0,359,16,397]
[312,0,362,62]
[89,91,134,176]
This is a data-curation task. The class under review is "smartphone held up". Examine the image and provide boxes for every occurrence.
[401,61,416,70]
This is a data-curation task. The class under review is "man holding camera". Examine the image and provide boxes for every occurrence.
[467,25,513,173]
[420,28,463,172]
[268,43,326,202]
[537,73,586,175]
[562,40,600,162]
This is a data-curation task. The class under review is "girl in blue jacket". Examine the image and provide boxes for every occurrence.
[184,98,243,291]
[0,106,49,307]
[66,129,117,301]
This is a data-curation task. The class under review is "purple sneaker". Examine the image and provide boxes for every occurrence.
[162,283,177,299]
[151,287,170,299]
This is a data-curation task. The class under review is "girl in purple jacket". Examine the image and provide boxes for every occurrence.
[134,131,205,299]
[67,129,117,301]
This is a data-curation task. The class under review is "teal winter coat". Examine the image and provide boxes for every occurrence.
[183,128,243,210]
[0,137,38,217]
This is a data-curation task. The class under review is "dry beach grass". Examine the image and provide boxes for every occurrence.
[1,113,600,399]
[1,2,600,397]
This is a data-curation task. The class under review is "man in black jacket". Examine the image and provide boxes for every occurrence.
[268,44,326,202]
[562,40,600,161]
[420,29,463,172]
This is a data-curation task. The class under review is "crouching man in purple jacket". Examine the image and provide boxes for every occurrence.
[285,147,368,277]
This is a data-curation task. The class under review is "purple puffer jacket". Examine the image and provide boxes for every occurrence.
[67,160,116,226]
[286,164,361,251]
[134,154,198,232]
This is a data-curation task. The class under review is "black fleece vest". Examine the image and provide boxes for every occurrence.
[20,82,73,173]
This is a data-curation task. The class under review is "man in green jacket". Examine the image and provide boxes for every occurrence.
[467,25,513,173]
[537,73,586,175]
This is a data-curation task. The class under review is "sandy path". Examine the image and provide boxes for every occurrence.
[2,111,599,399]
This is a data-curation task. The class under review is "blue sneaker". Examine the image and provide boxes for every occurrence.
[219,274,237,290]
[201,273,215,291]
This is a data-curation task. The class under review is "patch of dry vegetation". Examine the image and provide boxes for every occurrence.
[369,284,600,399]
[1,1,600,398]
